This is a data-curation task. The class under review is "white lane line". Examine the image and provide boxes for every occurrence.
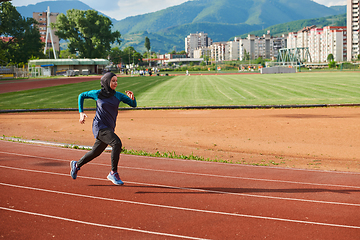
[1,183,360,230]
[1,166,360,207]
[229,87,246,99]
[120,166,360,190]
[1,150,360,190]
[0,207,208,240]
[3,147,360,176]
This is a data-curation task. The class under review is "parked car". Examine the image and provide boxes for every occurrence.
[82,69,89,75]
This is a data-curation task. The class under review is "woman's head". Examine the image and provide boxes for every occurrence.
[101,72,117,91]
[98,72,117,99]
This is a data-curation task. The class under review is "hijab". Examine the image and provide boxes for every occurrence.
[98,72,116,99]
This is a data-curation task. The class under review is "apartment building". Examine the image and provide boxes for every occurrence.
[210,42,226,61]
[33,9,60,52]
[347,0,360,60]
[193,47,211,59]
[287,32,297,49]
[322,26,347,62]
[308,27,323,62]
[236,34,286,61]
[226,38,240,61]
[185,32,213,58]
[286,25,347,62]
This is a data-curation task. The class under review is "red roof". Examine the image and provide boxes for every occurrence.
[0,37,13,42]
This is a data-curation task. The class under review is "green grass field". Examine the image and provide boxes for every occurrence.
[1,72,360,110]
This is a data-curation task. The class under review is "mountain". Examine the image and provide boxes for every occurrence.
[16,0,118,23]
[115,0,346,53]
[114,0,345,35]
[330,5,347,13]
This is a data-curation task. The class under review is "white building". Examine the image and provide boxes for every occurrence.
[322,26,347,62]
[287,32,297,49]
[237,34,285,61]
[239,38,250,61]
[347,0,360,60]
[226,38,240,61]
[185,32,213,58]
[193,47,211,59]
[210,42,226,62]
[308,27,323,62]
[286,25,347,63]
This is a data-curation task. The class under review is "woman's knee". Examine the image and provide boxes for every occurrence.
[111,138,122,150]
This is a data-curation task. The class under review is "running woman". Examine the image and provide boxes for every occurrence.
[70,72,137,185]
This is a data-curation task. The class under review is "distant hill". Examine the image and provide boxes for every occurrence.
[330,5,347,13]
[234,13,347,39]
[114,0,345,35]
[16,0,118,23]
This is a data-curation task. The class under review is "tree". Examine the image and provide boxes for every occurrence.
[52,9,121,59]
[255,57,265,67]
[243,49,250,61]
[144,37,151,52]
[327,54,334,62]
[201,55,210,65]
[123,46,142,65]
[0,1,43,65]
[59,49,77,59]
[168,50,187,55]
[108,47,122,65]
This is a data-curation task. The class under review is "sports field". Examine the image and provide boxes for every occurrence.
[0,72,359,110]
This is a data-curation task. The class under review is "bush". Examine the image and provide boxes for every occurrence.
[181,66,188,71]
[328,60,336,68]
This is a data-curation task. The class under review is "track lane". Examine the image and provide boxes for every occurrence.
[1,141,360,239]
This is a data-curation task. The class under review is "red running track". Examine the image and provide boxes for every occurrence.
[0,141,360,239]
[0,76,100,94]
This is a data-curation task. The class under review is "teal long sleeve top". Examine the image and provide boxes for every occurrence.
[78,90,137,138]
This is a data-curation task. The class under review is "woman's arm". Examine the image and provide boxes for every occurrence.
[116,91,137,108]
[78,90,100,124]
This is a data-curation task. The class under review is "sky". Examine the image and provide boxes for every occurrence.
[11,0,348,21]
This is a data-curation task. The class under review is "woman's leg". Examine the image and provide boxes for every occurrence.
[77,138,108,168]
[96,128,122,173]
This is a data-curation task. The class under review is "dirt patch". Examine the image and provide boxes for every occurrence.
[1,107,360,172]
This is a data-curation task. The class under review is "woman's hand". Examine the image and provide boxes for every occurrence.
[79,112,88,124]
[125,90,135,100]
